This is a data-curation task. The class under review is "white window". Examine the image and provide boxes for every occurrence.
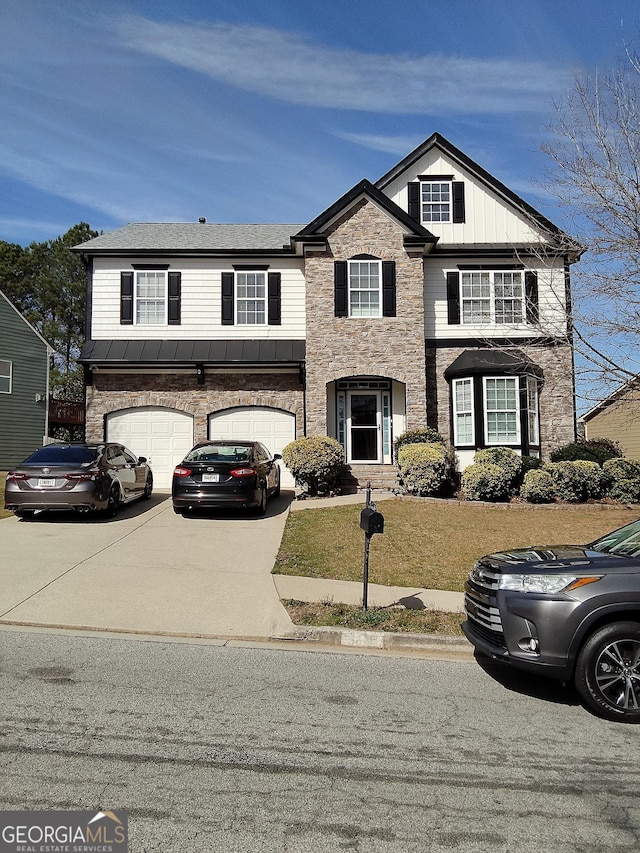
[461,271,524,324]
[484,377,520,444]
[527,376,540,445]
[135,271,166,325]
[421,181,451,222]
[0,359,11,393]
[349,260,381,318]
[236,271,266,325]
[453,378,474,445]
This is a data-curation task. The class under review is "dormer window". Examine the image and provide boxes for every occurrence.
[421,180,452,222]
[408,176,465,225]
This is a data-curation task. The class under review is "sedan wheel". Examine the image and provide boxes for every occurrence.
[254,484,267,516]
[105,486,121,518]
[575,622,640,722]
[142,474,153,500]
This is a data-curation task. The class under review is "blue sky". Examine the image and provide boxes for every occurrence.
[2,0,639,247]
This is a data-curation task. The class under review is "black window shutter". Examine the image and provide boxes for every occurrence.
[221,272,234,325]
[447,271,460,324]
[168,272,181,325]
[452,182,465,223]
[382,261,396,317]
[408,182,420,221]
[268,272,281,325]
[120,271,134,325]
[525,271,539,324]
[334,261,348,317]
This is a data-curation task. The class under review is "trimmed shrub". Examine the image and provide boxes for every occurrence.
[602,457,640,483]
[281,436,344,496]
[602,458,640,503]
[545,460,605,502]
[473,447,523,493]
[550,438,622,465]
[608,479,640,503]
[394,428,445,460]
[397,442,452,496]
[462,462,512,502]
[520,469,556,503]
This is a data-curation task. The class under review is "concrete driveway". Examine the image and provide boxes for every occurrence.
[0,492,295,640]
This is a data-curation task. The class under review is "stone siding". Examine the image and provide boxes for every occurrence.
[305,199,428,434]
[86,371,304,443]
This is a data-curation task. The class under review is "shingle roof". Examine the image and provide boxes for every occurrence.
[79,339,306,365]
[73,223,305,254]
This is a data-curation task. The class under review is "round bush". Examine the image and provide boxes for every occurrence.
[545,460,605,502]
[608,479,640,503]
[550,439,622,465]
[520,469,556,503]
[394,427,445,460]
[473,447,523,491]
[462,462,512,502]
[602,457,640,483]
[397,442,451,496]
[281,436,344,496]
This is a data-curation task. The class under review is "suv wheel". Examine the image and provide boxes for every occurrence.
[575,621,640,722]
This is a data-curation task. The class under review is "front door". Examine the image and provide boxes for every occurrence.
[348,392,381,462]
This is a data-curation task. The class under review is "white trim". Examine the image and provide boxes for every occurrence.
[483,376,521,445]
[235,270,267,326]
[134,269,168,326]
[452,377,474,446]
[0,359,12,393]
[348,259,382,318]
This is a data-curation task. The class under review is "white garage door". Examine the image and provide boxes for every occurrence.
[106,407,194,490]
[208,406,296,488]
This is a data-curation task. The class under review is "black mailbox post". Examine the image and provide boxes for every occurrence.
[360,485,384,610]
[360,506,385,536]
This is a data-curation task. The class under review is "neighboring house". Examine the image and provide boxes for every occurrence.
[581,379,640,459]
[0,289,52,469]
[73,133,581,489]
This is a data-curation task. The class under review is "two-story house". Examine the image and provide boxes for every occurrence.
[0,288,52,469]
[74,133,580,489]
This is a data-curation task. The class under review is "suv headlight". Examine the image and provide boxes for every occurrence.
[498,574,602,594]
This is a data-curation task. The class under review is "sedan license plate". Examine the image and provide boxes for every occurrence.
[38,478,56,487]
[202,473,219,483]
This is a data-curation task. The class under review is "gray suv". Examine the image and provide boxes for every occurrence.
[462,519,640,722]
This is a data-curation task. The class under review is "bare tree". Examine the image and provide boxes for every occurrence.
[542,58,640,405]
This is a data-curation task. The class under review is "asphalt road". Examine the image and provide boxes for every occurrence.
[1,628,639,853]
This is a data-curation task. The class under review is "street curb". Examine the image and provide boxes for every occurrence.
[286,624,473,655]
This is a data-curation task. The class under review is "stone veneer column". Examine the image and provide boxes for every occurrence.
[304,199,428,436]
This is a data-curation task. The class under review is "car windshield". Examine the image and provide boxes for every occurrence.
[589,520,640,557]
[184,444,251,463]
[23,445,99,465]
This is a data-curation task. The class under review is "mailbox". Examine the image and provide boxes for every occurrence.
[360,506,384,536]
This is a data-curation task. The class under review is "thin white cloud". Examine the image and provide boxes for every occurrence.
[335,133,424,155]
[113,16,569,115]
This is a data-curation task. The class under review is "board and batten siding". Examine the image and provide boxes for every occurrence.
[382,149,549,246]
[90,257,306,341]
[423,257,568,340]
[0,292,50,469]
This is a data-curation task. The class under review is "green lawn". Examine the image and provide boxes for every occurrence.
[275,498,640,592]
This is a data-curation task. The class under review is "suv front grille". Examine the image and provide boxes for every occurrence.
[465,560,506,649]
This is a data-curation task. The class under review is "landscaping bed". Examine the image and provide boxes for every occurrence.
[282,599,464,636]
